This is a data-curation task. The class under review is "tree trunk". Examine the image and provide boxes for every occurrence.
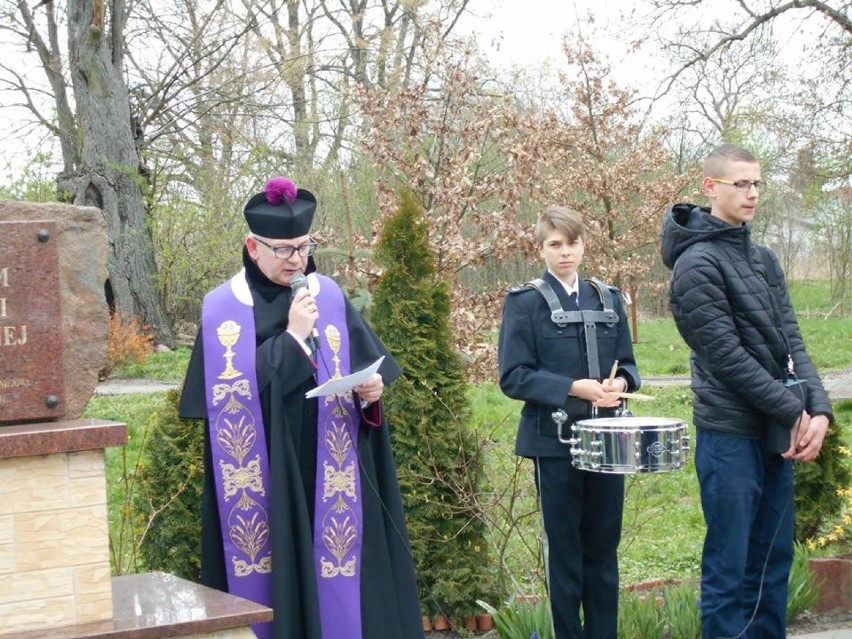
[66,0,174,346]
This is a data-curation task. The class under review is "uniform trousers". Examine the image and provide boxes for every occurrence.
[695,429,794,639]
[535,456,624,639]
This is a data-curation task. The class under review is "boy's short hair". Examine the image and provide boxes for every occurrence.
[535,206,585,245]
[704,144,758,178]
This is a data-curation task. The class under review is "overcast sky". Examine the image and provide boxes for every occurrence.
[457,0,818,98]
[456,0,666,88]
[0,0,821,183]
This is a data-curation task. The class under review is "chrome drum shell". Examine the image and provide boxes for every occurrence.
[567,416,690,474]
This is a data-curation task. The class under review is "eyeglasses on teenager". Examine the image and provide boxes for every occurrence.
[710,178,763,192]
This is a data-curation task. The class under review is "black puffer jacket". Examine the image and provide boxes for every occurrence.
[660,203,833,437]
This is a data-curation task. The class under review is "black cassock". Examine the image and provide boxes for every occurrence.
[179,253,424,639]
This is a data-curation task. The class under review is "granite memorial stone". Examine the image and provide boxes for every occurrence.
[0,201,109,421]
[0,220,66,422]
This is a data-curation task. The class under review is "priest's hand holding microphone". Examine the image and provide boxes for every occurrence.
[288,271,384,404]
[288,271,319,350]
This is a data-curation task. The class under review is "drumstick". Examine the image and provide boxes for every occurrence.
[616,391,656,401]
[607,360,619,384]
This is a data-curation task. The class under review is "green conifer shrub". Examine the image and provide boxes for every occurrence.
[133,388,204,580]
[794,400,852,542]
[371,190,498,617]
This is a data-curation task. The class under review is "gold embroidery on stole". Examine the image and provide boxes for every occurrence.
[212,320,272,577]
[318,322,359,579]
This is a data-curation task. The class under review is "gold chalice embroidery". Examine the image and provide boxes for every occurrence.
[217,320,242,380]
[210,329,271,576]
[324,324,343,379]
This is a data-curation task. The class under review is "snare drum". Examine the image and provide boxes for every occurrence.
[566,416,690,474]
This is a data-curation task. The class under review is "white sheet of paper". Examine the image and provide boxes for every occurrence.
[305,356,385,398]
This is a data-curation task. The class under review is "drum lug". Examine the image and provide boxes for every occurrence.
[554,409,574,444]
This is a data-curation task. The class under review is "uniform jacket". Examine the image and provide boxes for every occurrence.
[498,270,640,458]
[660,203,834,437]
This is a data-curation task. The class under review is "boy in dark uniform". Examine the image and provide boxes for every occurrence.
[498,206,639,639]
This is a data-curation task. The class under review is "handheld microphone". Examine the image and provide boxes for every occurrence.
[289,271,308,293]
[289,271,319,349]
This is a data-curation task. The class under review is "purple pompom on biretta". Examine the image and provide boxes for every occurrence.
[264,176,298,205]
[244,176,317,239]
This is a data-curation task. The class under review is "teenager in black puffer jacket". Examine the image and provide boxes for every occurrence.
[661,144,832,639]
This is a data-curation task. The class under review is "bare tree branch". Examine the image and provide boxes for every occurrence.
[653,0,851,102]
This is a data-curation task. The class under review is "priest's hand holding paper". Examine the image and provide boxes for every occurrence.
[354,373,384,404]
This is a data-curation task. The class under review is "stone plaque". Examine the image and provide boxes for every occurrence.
[0,220,66,423]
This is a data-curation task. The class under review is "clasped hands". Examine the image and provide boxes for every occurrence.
[783,412,829,462]
[570,378,628,408]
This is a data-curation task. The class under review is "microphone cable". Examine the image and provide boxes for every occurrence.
[721,382,806,639]
[721,481,794,639]
[313,341,460,633]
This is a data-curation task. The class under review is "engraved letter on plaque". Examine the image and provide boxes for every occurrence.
[0,220,66,423]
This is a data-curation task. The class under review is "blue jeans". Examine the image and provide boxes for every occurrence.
[695,429,794,639]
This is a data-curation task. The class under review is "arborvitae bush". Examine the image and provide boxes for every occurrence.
[795,399,852,542]
[134,388,204,580]
[371,190,498,617]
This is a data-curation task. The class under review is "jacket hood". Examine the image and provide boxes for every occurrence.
[660,203,750,269]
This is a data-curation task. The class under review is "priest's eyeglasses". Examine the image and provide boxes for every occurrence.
[254,237,318,259]
[711,178,763,192]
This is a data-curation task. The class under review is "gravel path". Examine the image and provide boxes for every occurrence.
[96,368,852,400]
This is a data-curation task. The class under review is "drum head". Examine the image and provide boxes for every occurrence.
[575,416,684,429]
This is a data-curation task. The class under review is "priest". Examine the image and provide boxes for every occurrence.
[179,176,424,639]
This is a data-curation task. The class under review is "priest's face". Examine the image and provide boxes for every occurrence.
[246,234,311,286]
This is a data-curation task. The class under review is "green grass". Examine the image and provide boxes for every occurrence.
[631,316,850,377]
[83,391,171,574]
[788,279,844,317]
[91,278,849,588]
[110,347,192,382]
[631,319,692,376]
[796,318,852,371]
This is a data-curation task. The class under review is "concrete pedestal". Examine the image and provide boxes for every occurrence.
[0,419,271,638]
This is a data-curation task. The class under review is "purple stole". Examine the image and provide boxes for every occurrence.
[202,271,273,639]
[312,273,364,639]
[202,271,364,639]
